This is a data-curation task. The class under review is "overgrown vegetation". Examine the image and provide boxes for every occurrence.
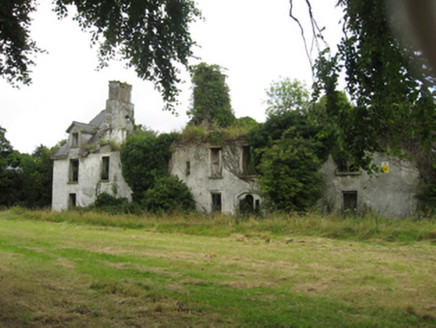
[0,127,53,208]
[187,62,235,128]
[119,127,195,213]
[245,78,328,212]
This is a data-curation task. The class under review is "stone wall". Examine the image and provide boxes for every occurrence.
[319,154,420,217]
[52,150,131,211]
[171,142,261,214]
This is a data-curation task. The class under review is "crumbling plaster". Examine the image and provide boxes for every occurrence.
[171,142,261,214]
[319,153,420,217]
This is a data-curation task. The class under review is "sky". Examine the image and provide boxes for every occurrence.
[0,0,343,154]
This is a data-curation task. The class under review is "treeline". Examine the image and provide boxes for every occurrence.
[0,126,58,208]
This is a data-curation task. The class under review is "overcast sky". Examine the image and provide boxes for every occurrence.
[0,0,343,154]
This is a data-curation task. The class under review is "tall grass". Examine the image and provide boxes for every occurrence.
[6,207,436,243]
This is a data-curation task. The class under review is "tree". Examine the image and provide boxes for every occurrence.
[265,78,310,116]
[246,78,325,212]
[1,0,200,109]
[120,130,176,201]
[257,131,323,212]
[293,0,436,170]
[246,78,327,166]
[187,62,235,128]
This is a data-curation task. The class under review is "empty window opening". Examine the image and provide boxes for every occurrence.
[69,193,76,208]
[342,191,357,213]
[72,132,79,147]
[242,146,251,174]
[69,159,79,182]
[210,147,222,177]
[239,194,254,215]
[101,156,110,180]
[211,193,222,212]
[186,161,191,176]
[338,159,359,173]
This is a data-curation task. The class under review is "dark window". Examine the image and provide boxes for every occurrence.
[69,193,76,208]
[210,147,222,177]
[186,161,191,176]
[69,159,79,182]
[342,191,357,213]
[242,146,251,174]
[338,159,359,173]
[101,156,110,180]
[239,194,254,214]
[211,193,222,212]
[72,132,79,147]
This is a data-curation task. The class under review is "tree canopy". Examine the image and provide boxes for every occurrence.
[1,0,200,109]
[247,78,324,212]
[293,0,436,170]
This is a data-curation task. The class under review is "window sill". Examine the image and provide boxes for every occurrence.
[71,146,79,149]
[67,181,78,184]
[239,174,256,179]
[335,170,362,176]
[100,179,110,183]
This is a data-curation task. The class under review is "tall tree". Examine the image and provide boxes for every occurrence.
[247,78,324,212]
[1,0,200,110]
[292,0,436,170]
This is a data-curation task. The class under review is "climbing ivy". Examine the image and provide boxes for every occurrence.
[187,63,235,128]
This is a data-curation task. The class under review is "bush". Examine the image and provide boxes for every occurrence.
[142,175,195,213]
[120,132,177,201]
[257,133,323,212]
[94,192,128,208]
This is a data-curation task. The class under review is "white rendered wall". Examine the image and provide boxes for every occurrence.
[171,143,260,214]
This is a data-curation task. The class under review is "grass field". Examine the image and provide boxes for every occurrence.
[1,208,436,327]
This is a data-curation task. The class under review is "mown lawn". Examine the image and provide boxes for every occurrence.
[1,209,436,327]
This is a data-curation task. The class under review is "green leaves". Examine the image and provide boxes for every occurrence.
[257,135,323,212]
[2,0,200,109]
[0,0,42,86]
[313,0,436,169]
[187,63,235,128]
[265,78,310,116]
[120,131,176,200]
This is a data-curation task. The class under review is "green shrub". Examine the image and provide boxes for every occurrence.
[142,174,195,213]
[257,132,323,212]
[94,192,128,208]
[120,132,177,201]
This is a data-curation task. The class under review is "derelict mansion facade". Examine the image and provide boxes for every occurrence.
[51,82,421,217]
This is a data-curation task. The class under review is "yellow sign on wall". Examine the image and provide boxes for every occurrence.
[381,161,389,173]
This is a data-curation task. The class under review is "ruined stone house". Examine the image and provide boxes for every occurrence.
[51,81,134,211]
[319,154,420,217]
[51,81,421,217]
[171,141,262,214]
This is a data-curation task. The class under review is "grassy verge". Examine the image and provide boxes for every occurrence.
[7,207,436,242]
[1,209,436,326]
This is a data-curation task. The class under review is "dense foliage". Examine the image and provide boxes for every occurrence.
[306,0,436,170]
[258,133,323,212]
[187,63,235,128]
[120,128,195,212]
[246,78,325,212]
[0,127,53,208]
[1,0,200,109]
[142,174,196,213]
[120,130,176,200]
